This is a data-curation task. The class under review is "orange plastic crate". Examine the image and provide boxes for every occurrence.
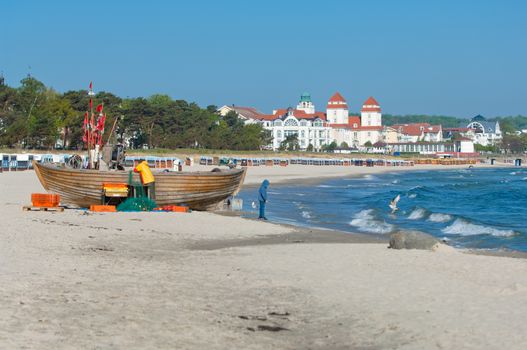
[90,205,117,212]
[155,205,189,213]
[172,206,189,213]
[102,183,128,189]
[31,193,60,207]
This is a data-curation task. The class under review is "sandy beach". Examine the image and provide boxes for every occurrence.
[1,164,526,349]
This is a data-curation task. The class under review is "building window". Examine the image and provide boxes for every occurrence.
[301,130,305,138]
[284,118,298,127]
[274,120,283,126]
[300,120,307,126]
[277,130,282,138]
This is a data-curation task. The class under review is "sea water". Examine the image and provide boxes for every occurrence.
[237,168,527,252]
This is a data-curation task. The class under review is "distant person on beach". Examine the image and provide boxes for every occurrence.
[258,179,270,220]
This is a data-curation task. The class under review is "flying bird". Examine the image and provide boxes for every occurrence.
[389,194,401,213]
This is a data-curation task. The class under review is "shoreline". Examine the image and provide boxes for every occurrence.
[237,162,513,187]
[216,210,527,259]
[1,168,527,348]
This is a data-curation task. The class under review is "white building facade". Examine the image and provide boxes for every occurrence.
[257,93,332,151]
[466,115,502,146]
[327,94,384,148]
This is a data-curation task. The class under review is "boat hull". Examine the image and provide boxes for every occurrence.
[33,162,246,211]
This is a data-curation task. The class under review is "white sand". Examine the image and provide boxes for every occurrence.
[1,166,526,349]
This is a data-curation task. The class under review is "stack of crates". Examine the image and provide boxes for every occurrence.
[31,193,60,208]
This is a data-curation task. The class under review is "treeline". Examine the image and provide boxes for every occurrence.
[490,116,527,134]
[0,76,271,150]
[382,114,467,128]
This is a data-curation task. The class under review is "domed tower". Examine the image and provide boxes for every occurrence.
[360,96,382,127]
[296,92,315,114]
[326,92,348,124]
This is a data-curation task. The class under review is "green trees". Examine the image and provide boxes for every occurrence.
[322,141,337,152]
[279,134,299,151]
[382,114,466,128]
[0,77,270,151]
[500,134,527,154]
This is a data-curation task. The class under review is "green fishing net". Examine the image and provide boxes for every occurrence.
[117,197,157,212]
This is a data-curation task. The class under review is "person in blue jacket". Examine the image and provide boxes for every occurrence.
[258,179,270,220]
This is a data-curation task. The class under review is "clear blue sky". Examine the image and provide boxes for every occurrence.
[1,0,526,117]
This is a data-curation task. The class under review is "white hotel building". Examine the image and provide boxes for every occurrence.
[219,92,386,151]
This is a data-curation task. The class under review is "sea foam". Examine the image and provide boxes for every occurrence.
[408,208,426,220]
[428,213,453,223]
[442,219,516,237]
[349,209,394,234]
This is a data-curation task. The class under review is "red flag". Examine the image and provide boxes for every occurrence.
[82,112,89,143]
[89,81,92,90]
[96,104,103,113]
[89,99,93,110]
[97,114,106,145]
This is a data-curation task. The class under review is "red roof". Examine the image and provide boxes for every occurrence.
[392,123,429,136]
[358,126,383,131]
[363,96,379,106]
[328,92,346,103]
[423,125,442,133]
[331,116,361,129]
[326,103,348,109]
[392,123,441,135]
[258,109,326,121]
[361,107,381,112]
[361,96,381,112]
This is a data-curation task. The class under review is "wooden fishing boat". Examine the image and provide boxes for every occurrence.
[33,161,246,210]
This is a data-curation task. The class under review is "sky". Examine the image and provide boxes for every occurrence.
[1,0,526,118]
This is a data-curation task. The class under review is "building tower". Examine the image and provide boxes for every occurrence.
[360,96,382,127]
[296,92,315,114]
[326,92,348,124]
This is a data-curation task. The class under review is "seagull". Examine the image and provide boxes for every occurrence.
[389,194,400,213]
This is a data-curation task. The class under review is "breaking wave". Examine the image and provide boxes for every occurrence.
[442,219,516,237]
[349,209,394,234]
[428,213,453,223]
[408,208,427,220]
[301,211,312,219]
